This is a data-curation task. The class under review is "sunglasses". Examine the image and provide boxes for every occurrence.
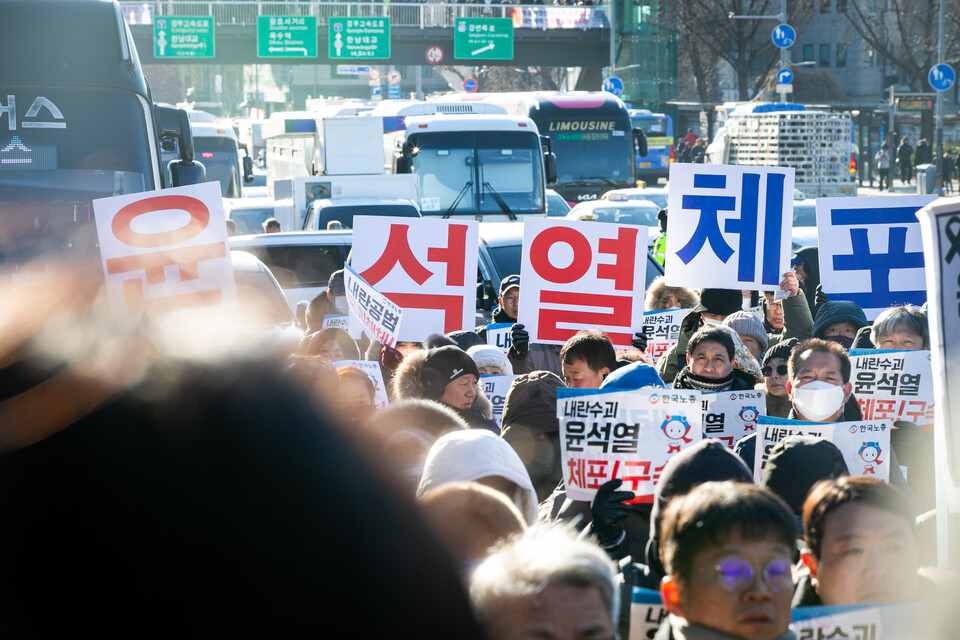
[688,557,793,594]
[762,364,789,377]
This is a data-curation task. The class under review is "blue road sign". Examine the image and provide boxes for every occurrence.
[929,63,956,91]
[602,76,624,96]
[776,68,793,85]
[387,83,401,100]
[771,24,796,49]
[463,77,478,93]
[371,85,382,97]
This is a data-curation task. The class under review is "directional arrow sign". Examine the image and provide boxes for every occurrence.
[258,16,317,58]
[154,16,214,59]
[454,18,513,61]
[930,63,956,91]
[776,68,793,85]
[329,17,391,60]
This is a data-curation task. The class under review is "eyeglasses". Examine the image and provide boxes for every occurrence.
[687,557,793,594]
[762,364,789,377]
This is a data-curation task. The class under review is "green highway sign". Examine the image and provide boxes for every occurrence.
[328,17,390,60]
[154,16,214,59]
[258,16,317,58]
[454,18,513,61]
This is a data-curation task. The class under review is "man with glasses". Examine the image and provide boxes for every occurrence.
[657,481,797,640]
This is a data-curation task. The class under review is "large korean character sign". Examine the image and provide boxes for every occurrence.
[666,164,794,290]
[518,218,648,347]
[351,216,478,341]
[816,195,935,319]
[93,182,237,313]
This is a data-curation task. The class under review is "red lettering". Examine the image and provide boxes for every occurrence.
[106,242,227,284]
[122,278,223,313]
[529,226,592,283]
[426,224,468,286]
[596,226,639,290]
[112,195,209,248]
[537,291,633,345]
[360,224,433,286]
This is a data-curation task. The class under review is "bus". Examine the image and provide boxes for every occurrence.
[629,109,674,184]
[434,92,646,205]
[191,122,252,199]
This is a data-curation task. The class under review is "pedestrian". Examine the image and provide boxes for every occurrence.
[943,150,955,193]
[874,144,891,190]
[897,137,914,185]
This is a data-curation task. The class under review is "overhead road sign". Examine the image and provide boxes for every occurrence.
[329,17,390,60]
[454,18,513,61]
[771,24,796,49]
[154,16,214,59]
[337,65,372,75]
[929,63,956,91]
[602,76,624,96]
[257,16,317,58]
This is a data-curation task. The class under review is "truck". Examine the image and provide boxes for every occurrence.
[1,0,201,268]
[706,102,857,197]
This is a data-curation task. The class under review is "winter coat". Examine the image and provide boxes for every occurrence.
[793,246,821,320]
[392,348,498,432]
[654,617,796,640]
[874,148,891,169]
[645,276,699,312]
[416,429,540,525]
[510,342,564,377]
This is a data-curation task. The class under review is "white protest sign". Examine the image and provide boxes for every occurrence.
[93,182,236,313]
[518,218,648,347]
[350,216,479,340]
[639,308,691,363]
[792,600,943,639]
[701,390,767,449]
[343,264,403,348]
[816,195,935,319]
[481,374,519,430]
[557,387,702,503]
[322,314,350,331]
[850,349,934,432]
[628,588,667,640]
[486,322,513,355]
[332,359,390,409]
[665,163,793,291]
[755,416,891,483]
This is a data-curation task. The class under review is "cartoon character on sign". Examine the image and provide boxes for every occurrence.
[659,415,692,454]
[738,406,759,432]
[858,442,883,475]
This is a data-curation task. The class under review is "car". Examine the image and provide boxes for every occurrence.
[791,197,818,252]
[566,199,661,227]
[229,230,353,311]
[601,185,670,210]
[302,196,421,230]
[545,188,572,217]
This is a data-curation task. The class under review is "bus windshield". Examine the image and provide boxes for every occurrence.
[536,116,633,185]
[195,136,241,198]
[409,130,544,216]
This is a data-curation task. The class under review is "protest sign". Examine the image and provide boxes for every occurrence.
[351,216,478,340]
[322,314,350,331]
[639,308,690,362]
[850,349,934,431]
[628,588,667,640]
[343,264,403,348]
[486,322,513,355]
[518,218,648,347]
[791,600,943,639]
[332,359,389,409]
[481,374,519,430]
[701,389,767,449]
[93,182,236,313]
[755,416,890,483]
[665,164,793,291]
[816,195,935,319]
[557,387,702,503]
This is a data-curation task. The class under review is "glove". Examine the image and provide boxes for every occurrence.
[590,478,635,548]
[631,331,648,352]
[381,344,404,372]
[509,323,530,359]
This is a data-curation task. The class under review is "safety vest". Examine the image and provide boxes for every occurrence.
[653,234,666,267]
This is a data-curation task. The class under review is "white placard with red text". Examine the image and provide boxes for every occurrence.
[351,216,479,341]
[557,387,702,503]
[332,359,390,409]
[850,349,935,432]
[518,218,649,347]
[93,182,237,313]
[701,390,767,449]
[640,308,691,363]
[343,264,403,348]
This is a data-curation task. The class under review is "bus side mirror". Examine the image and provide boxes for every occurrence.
[545,152,557,184]
[157,106,205,186]
[634,127,648,157]
[167,158,206,187]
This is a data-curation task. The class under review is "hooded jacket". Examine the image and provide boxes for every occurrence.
[811,300,869,340]
[416,429,540,525]
[793,246,821,320]
[644,276,699,312]
[392,348,498,432]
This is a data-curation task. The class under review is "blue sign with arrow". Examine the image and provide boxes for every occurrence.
[776,68,793,85]
[929,63,956,91]
[771,24,796,49]
[602,76,624,96]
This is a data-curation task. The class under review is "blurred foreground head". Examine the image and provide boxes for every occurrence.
[0,266,484,638]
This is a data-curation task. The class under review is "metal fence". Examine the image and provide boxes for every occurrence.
[119,1,609,30]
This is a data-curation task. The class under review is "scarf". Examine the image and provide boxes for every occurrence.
[674,367,734,392]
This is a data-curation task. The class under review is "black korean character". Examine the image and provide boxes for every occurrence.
[877,372,899,394]
[898,373,921,396]
[854,371,876,395]
[587,402,605,417]
[611,422,640,453]
[586,422,612,452]
[368,298,384,322]
[703,413,725,434]
[603,401,619,418]
[382,309,399,332]
[819,626,850,639]
[565,421,586,452]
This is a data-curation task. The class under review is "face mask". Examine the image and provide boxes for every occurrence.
[334,295,348,314]
[824,334,854,350]
[792,380,845,422]
[702,316,722,327]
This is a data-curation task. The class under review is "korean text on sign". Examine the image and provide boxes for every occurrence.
[481,374,519,430]
[351,216,478,341]
[665,164,794,290]
[701,390,767,449]
[639,308,690,362]
[92,182,237,314]
[755,416,890,483]
[343,264,403,348]
[557,387,702,503]
[518,218,648,347]
[486,322,513,355]
[332,360,390,409]
[850,349,934,431]
[816,195,935,319]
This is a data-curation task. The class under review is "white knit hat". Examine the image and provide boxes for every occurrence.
[467,344,513,375]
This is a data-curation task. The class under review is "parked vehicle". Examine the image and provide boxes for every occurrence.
[302,196,421,230]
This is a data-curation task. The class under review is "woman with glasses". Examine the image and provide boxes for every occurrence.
[759,339,799,418]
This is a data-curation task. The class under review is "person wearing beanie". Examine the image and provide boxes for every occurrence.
[393,345,499,433]
[760,338,800,418]
[448,330,486,353]
[812,300,868,350]
[673,328,759,392]
[500,371,565,501]
[761,435,848,527]
[723,310,769,360]
[600,361,665,390]
[466,344,513,376]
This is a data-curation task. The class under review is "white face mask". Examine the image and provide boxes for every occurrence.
[702,316,723,327]
[792,380,845,422]
[334,295,348,314]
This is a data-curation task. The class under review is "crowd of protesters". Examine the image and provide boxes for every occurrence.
[0,235,955,638]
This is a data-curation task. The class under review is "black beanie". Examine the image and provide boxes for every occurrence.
[423,346,479,386]
[761,337,800,368]
[692,288,743,317]
[761,435,848,515]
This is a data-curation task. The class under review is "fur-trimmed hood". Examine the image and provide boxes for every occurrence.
[644,275,699,312]
[392,348,493,419]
